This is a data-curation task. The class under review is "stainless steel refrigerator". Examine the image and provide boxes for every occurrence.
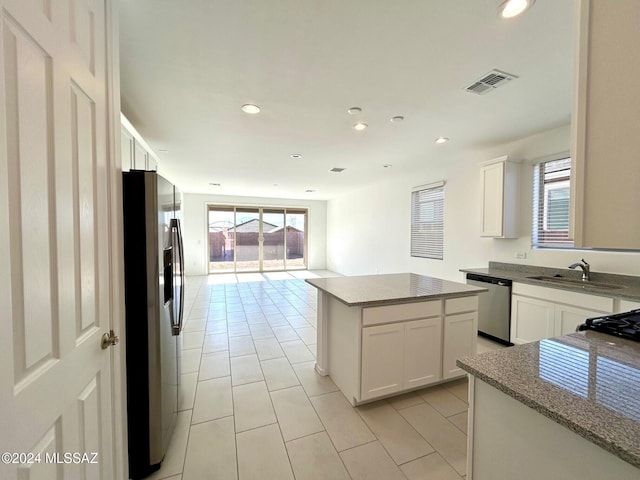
[122,170,185,479]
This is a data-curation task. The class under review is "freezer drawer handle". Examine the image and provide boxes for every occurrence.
[101,330,119,350]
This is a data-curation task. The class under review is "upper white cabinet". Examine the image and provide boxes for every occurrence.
[120,113,160,172]
[571,0,640,249]
[134,141,148,170]
[480,156,519,238]
[120,125,134,171]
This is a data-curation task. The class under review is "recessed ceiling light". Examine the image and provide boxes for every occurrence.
[390,116,404,123]
[209,182,221,187]
[435,137,449,144]
[241,104,261,114]
[347,107,362,115]
[353,122,368,131]
[498,0,535,18]
[290,154,302,159]
[383,164,393,168]
[329,167,345,173]
[305,189,316,193]
[159,149,169,153]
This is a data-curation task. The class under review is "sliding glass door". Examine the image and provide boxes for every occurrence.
[262,209,285,271]
[208,205,307,273]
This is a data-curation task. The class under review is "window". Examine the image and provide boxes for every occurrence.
[532,157,573,247]
[411,182,444,259]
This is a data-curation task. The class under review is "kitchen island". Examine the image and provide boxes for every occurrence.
[457,332,640,480]
[305,273,486,405]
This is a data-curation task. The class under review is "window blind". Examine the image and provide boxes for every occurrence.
[411,182,444,260]
[532,158,573,247]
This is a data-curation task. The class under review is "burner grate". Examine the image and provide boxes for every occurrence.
[578,309,640,342]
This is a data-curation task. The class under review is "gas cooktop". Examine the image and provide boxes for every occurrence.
[577,309,640,342]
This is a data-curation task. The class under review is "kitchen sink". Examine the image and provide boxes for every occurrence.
[526,276,625,290]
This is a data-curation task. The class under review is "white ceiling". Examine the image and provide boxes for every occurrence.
[119,0,575,200]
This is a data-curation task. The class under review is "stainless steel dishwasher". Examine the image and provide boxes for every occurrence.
[466,273,513,345]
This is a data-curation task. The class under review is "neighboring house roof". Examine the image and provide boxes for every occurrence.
[234,218,278,233]
[269,225,303,233]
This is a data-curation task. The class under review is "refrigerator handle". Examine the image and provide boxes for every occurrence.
[170,218,185,335]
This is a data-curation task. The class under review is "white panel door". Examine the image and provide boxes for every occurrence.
[0,1,120,479]
[360,323,404,401]
[404,317,442,388]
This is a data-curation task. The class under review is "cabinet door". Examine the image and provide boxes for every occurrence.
[134,140,148,170]
[511,295,554,344]
[480,162,504,237]
[443,312,477,379]
[121,126,134,171]
[361,323,404,401]
[616,300,640,313]
[404,318,442,389]
[554,305,608,337]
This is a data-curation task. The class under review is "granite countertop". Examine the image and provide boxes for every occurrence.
[460,262,640,302]
[305,273,486,306]
[458,331,640,468]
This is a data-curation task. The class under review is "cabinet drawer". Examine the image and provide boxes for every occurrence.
[445,296,478,315]
[362,300,441,326]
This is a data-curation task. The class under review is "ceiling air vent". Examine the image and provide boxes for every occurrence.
[465,69,518,95]
[329,167,345,173]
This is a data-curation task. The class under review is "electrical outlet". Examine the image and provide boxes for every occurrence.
[514,251,527,259]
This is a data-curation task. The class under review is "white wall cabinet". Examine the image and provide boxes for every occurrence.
[510,283,614,344]
[121,113,160,172]
[121,125,134,171]
[571,0,640,249]
[480,156,519,238]
[134,141,148,170]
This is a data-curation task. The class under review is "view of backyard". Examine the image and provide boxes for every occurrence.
[208,206,307,273]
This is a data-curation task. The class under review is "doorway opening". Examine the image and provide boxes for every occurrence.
[208,206,307,273]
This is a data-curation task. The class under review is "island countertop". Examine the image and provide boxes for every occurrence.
[457,331,640,468]
[305,273,486,307]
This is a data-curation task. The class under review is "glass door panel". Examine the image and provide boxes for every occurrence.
[208,207,235,273]
[208,205,308,273]
[285,210,306,270]
[235,208,260,272]
[262,209,285,271]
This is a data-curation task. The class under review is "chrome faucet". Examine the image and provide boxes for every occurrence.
[568,258,590,281]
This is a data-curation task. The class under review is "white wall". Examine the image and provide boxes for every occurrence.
[183,193,327,275]
[327,124,640,281]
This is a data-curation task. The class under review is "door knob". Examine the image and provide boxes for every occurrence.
[101,330,120,350]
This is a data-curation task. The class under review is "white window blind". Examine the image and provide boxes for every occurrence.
[532,157,573,247]
[411,182,444,260]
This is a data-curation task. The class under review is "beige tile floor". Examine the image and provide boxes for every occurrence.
[146,271,505,480]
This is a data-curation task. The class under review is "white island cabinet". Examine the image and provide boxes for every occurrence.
[459,333,640,480]
[306,273,485,406]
